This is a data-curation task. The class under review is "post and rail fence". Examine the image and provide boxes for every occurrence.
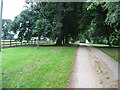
[1,39,52,48]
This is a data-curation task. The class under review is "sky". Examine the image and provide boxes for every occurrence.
[2,0,26,21]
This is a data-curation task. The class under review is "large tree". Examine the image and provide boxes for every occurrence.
[81,2,120,46]
[11,2,120,46]
[13,2,83,45]
[11,9,37,41]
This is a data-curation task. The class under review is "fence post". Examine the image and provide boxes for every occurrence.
[3,40,4,47]
[28,41,29,45]
[31,40,32,45]
[10,39,11,46]
[21,40,22,46]
[34,39,36,45]
[34,39,35,45]
[16,40,17,46]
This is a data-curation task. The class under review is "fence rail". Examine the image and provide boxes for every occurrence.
[1,39,52,48]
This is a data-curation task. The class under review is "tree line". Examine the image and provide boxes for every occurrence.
[2,2,120,46]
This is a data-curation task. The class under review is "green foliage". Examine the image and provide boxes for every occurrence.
[33,19,49,40]
[104,2,120,25]
[82,2,120,46]
[11,9,37,41]
[2,19,14,39]
[11,2,120,46]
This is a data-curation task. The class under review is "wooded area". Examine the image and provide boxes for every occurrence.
[2,2,120,46]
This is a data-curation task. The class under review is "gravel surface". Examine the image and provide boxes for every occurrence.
[67,43,119,88]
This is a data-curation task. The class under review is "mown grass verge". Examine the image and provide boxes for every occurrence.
[88,43,109,47]
[2,46,76,88]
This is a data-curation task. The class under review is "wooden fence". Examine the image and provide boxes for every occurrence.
[1,39,51,48]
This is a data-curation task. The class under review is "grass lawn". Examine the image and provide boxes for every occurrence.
[88,43,119,47]
[88,43,109,47]
[2,46,76,88]
[98,48,119,63]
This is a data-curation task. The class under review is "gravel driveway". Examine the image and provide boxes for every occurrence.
[67,43,119,88]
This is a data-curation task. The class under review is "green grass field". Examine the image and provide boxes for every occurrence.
[2,46,76,88]
[88,43,119,47]
[88,43,109,47]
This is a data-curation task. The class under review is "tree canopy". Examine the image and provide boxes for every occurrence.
[9,2,120,46]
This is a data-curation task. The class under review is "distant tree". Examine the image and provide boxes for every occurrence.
[2,19,14,39]
[11,9,37,41]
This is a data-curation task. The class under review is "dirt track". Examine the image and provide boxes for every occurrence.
[67,43,119,88]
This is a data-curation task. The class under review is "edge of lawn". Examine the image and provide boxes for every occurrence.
[65,45,79,88]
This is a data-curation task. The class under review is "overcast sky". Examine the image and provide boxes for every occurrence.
[2,0,26,21]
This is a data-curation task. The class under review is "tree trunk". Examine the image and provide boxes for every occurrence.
[65,36,69,44]
[107,37,111,46]
[37,36,41,47]
[63,37,65,45]
[56,29,64,46]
